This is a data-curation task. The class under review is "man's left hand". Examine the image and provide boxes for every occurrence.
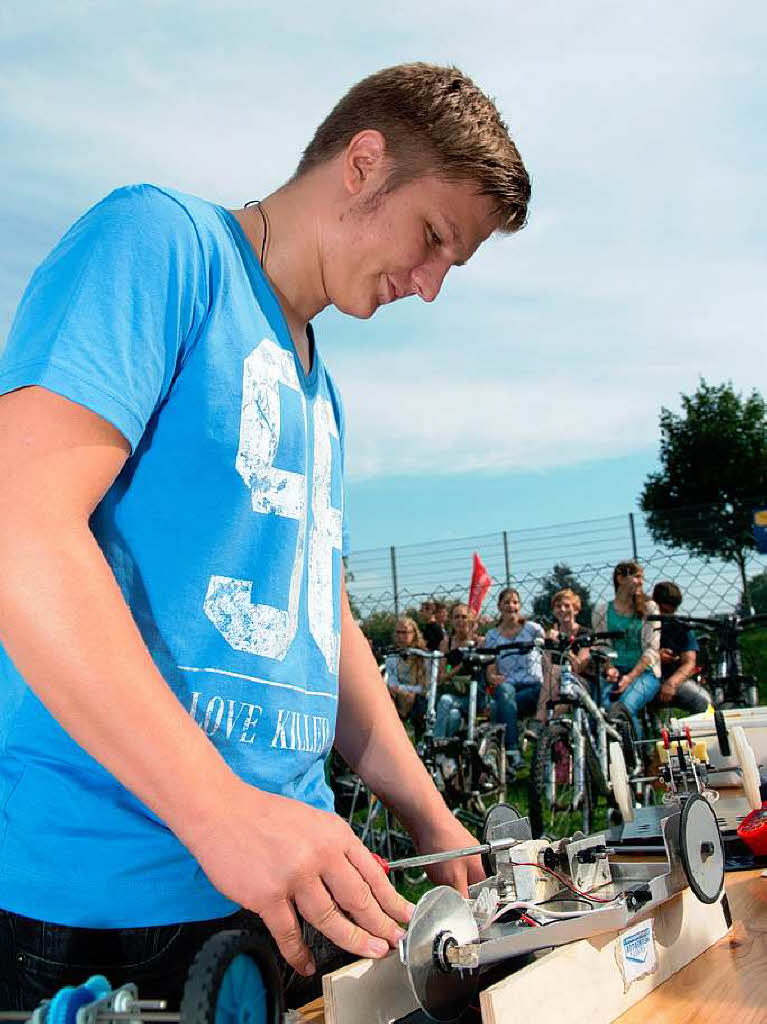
[412,815,485,896]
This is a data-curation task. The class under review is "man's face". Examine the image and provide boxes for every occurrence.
[325,173,498,318]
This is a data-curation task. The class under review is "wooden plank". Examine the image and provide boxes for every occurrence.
[615,869,767,1024]
[321,949,420,1024]
[479,887,731,1024]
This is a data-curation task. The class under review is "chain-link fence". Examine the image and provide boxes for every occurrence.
[346,505,767,622]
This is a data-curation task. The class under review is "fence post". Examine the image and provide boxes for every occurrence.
[502,530,511,587]
[390,545,400,616]
[628,513,638,561]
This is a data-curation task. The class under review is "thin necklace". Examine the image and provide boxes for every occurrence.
[244,199,269,268]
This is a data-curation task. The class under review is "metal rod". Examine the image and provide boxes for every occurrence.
[387,836,519,871]
[390,546,399,618]
[97,1015,180,1021]
[628,512,638,561]
[502,530,511,587]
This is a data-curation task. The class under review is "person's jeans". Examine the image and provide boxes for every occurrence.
[490,682,540,751]
[0,907,350,1012]
[434,692,465,738]
[616,668,661,736]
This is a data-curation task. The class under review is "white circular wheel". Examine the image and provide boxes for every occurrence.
[732,726,762,811]
[609,741,635,823]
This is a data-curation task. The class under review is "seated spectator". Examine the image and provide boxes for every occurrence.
[592,561,661,730]
[384,617,427,720]
[652,581,712,714]
[420,597,446,652]
[484,588,544,769]
[535,588,591,723]
[434,603,483,739]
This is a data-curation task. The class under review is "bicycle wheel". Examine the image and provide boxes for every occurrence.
[471,733,507,815]
[528,722,592,840]
[606,703,638,774]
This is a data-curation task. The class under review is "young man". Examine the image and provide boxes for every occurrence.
[0,63,530,1008]
[652,581,712,714]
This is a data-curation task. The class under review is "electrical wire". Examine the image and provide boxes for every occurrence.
[511,862,623,904]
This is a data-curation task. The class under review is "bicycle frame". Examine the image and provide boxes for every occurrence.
[544,648,622,810]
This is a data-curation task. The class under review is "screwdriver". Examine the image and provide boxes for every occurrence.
[372,836,520,875]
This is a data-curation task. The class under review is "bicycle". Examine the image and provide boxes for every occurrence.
[328,750,427,886]
[412,645,509,830]
[527,630,639,839]
[647,612,767,709]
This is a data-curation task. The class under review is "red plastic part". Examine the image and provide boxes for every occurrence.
[661,728,670,749]
[372,853,390,875]
[736,805,767,856]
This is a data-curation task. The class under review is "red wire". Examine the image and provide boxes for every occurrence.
[519,913,540,927]
[512,862,618,903]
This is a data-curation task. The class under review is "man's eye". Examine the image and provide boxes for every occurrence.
[428,226,442,247]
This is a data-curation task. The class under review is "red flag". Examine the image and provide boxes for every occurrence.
[468,552,491,614]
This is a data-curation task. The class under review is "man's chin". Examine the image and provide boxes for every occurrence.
[334,295,380,319]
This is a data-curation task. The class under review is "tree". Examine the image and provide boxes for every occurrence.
[532,563,593,625]
[360,610,397,659]
[640,380,767,610]
[741,570,767,616]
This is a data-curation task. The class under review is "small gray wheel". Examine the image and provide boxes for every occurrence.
[402,887,480,1022]
[678,793,725,905]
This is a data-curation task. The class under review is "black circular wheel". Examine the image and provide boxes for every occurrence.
[529,722,592,840]
[181,930,283,1024]
[678,794,725,906]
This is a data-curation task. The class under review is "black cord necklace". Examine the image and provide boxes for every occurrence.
[244,199,269,268]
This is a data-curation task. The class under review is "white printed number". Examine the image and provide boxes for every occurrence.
[204,340,342,671]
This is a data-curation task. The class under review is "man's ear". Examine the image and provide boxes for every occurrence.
[342,130,388,196]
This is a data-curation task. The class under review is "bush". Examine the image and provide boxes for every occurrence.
[741,629,767,703]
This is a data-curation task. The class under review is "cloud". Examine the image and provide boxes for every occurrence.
[1,0,765,481]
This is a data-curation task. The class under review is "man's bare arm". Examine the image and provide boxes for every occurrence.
[335,583,483,894]
[0,386,411,974]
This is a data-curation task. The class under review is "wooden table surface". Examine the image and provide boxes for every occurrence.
[299,869,767,1024]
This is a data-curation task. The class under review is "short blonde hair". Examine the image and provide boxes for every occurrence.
[296,63,530,233]
[551,588,581,613]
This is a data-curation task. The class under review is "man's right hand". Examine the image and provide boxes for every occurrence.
[185,780,414,976]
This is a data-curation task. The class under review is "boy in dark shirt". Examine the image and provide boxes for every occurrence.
[652,581,712,714]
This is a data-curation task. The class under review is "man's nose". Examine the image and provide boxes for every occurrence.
[411,260,450,303]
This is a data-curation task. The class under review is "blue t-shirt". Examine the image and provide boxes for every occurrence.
[484,622,544,688]
[0,185,350,926]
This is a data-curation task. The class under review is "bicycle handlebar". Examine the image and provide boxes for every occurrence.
[645,613,767,632]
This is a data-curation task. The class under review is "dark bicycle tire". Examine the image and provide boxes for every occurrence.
[528,722,592,840]
[606,703,639,774]
[471,733,507,815]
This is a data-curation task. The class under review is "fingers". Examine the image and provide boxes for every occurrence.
[294,878,393,961]
[321,855,409,950]
[346,843,415,926]
[259,899,315,977]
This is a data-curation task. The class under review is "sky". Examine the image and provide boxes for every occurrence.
[2,1,765,553]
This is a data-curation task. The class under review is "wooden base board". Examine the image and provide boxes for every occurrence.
[479,888,731,1024]
[321,946,420,1024]
[321,888,730,1024]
